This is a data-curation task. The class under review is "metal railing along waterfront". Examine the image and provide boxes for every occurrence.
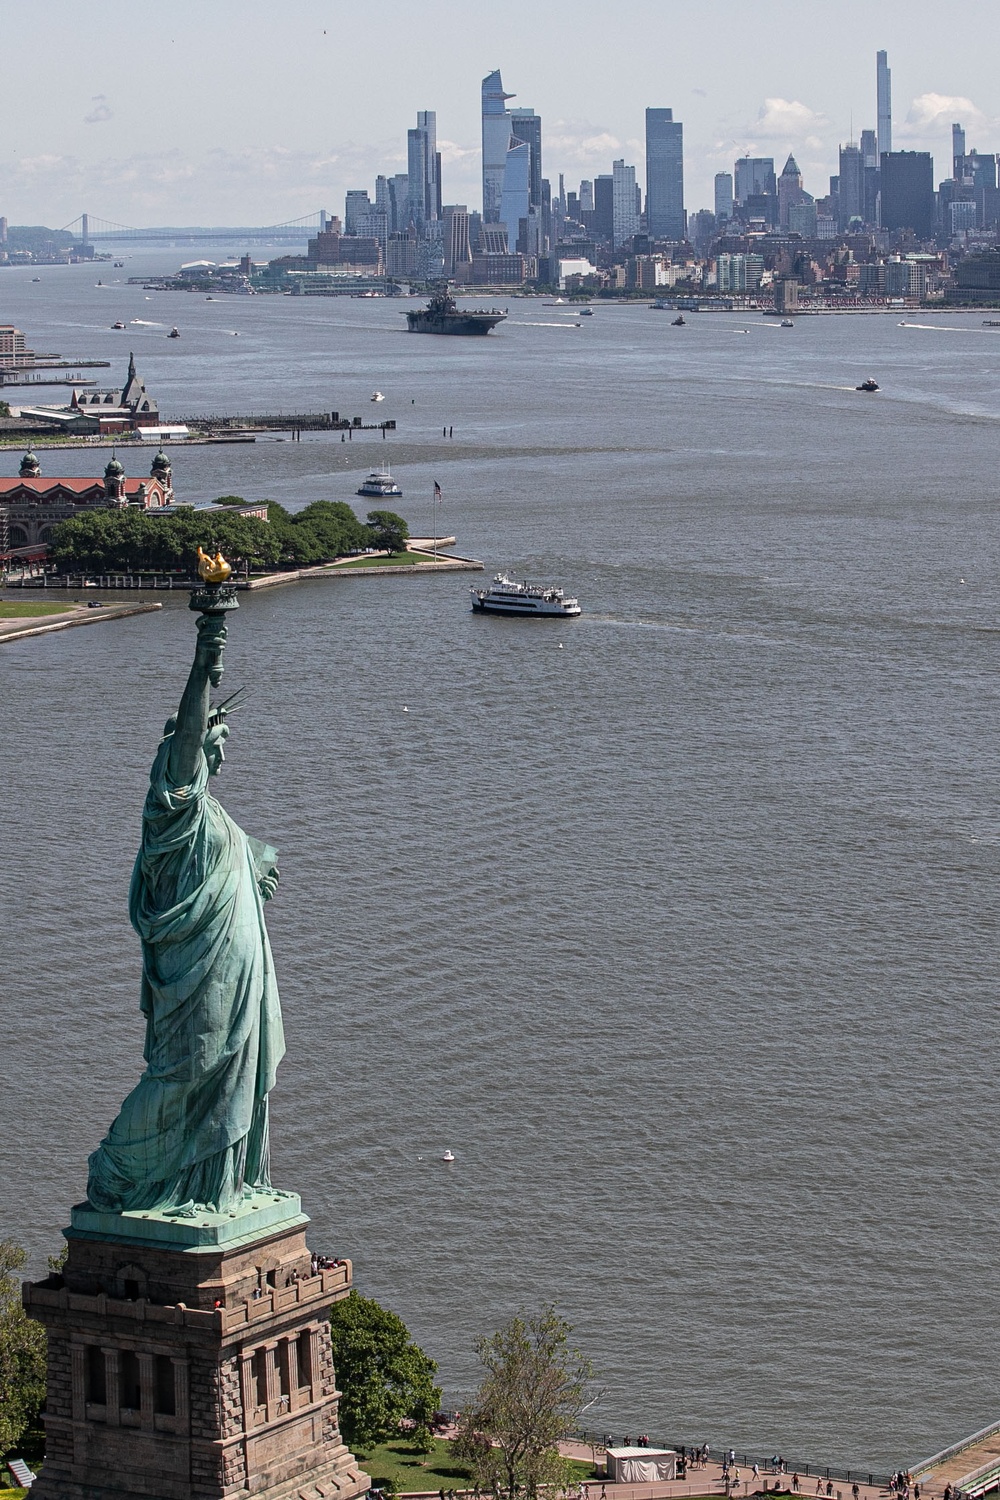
[570,1438,890,1492]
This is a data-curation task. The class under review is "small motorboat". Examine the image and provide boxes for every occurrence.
[112,320,126,329]
[672,315,686,326]
[168,327,180,339]
[31,276,41,282]
[856,378,879,392]
[579,307,594,316]
[370,390,385,402]
[114,261,125,268]
[96,279,103,286]
[780,319,794,328]
[441,1150,456,1162]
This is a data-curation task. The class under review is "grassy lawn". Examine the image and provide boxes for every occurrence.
[0,601,76,618]
[331,552,420,568]
[355,1439,597,1494]
[355,1437,472,1492]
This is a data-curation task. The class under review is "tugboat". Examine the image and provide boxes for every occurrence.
[405,288,506,336]
[856,377,880,392]
[471,573,582,617]
[672,315,686,326]
[357,466,403,499]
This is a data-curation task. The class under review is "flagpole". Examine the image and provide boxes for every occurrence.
[434,485,437,561]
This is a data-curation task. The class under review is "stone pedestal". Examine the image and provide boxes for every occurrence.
[24,1204,369,1500]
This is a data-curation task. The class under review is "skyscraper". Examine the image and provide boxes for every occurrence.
[344,190,371,235]
[510,108,542,211]
[777,155,805,229]
[880,150,934,238]
[442,205,472,276]
[407,111,440,228]
[593,175,614,241]
[482,69,515,222]
[612,159,639,247]
[499,140,531,247]
[953,123,967,180]
[838,144,863,228]
[860,130,880,224]
[734,157,776,204]
[877,50,892,157]
[645,108,685,240]
[714,172,734,222]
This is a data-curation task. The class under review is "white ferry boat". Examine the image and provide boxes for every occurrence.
[471,573,581,617]
[356,467,402,498]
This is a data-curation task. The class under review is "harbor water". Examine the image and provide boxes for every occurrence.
[3,255,1000,1468]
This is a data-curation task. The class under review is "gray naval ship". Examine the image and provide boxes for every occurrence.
[404,289,507,336]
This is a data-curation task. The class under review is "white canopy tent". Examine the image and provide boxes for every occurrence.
[606,1448,677,1483]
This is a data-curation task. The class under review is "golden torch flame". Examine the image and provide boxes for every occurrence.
[196,547,232,584]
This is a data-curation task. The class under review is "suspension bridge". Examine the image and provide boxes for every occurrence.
[60,212,328,245]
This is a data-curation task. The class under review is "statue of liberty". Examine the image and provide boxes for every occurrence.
[87,574,284,1217]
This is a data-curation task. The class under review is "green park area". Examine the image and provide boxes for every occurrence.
[42,497,411,577]
[357,1438,597,1495]
[0,601,73,618]
[332,551,422,568]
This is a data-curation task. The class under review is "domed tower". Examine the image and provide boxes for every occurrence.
[19,450,40,479]
[150,448,173,504]
[104,454,127,504]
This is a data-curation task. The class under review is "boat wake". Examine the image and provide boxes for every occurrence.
[899,321,980,333]
[515,320,582,329]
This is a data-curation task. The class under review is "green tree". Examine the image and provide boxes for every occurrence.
[0,401,11,418]
[0,1240,47,1458]
[212,494,248,506]
[49,509,281,576]
[453,1308,593,1500]
[328,1291,441,1452]
[366,510,409,555]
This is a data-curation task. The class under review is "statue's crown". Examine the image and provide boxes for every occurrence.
[208,685,249,727]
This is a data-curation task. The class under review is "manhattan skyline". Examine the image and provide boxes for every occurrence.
[3,0,1000,227]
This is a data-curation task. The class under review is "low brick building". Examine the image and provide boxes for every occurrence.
[0,448,174,550]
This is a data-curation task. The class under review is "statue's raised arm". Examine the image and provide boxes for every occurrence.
[168,613,228,787]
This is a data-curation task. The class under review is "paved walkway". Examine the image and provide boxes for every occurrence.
[0,601,161,642]
[428,1431,927,1500]
[914,1427,1000,1492]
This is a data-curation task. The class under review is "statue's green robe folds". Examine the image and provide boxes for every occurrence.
[87,735,284,1215]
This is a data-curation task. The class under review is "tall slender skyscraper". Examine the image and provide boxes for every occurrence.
[482,69,515,222]
[407,111,440,227]
[877,51,892,157]
[645,108,685,239]
[953,123,967,180]
[612,160,639,246]
[838,144,863,228]
[510,108,542,211]
[714,172,734,222]
[499,141,531,246]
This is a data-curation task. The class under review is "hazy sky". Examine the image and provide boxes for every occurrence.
[4,0,1000,229]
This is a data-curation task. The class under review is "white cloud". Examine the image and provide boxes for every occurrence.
[748,97,829,144]
[84,95,113,125]
[544,123,624,170]
[901,92,988,136]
